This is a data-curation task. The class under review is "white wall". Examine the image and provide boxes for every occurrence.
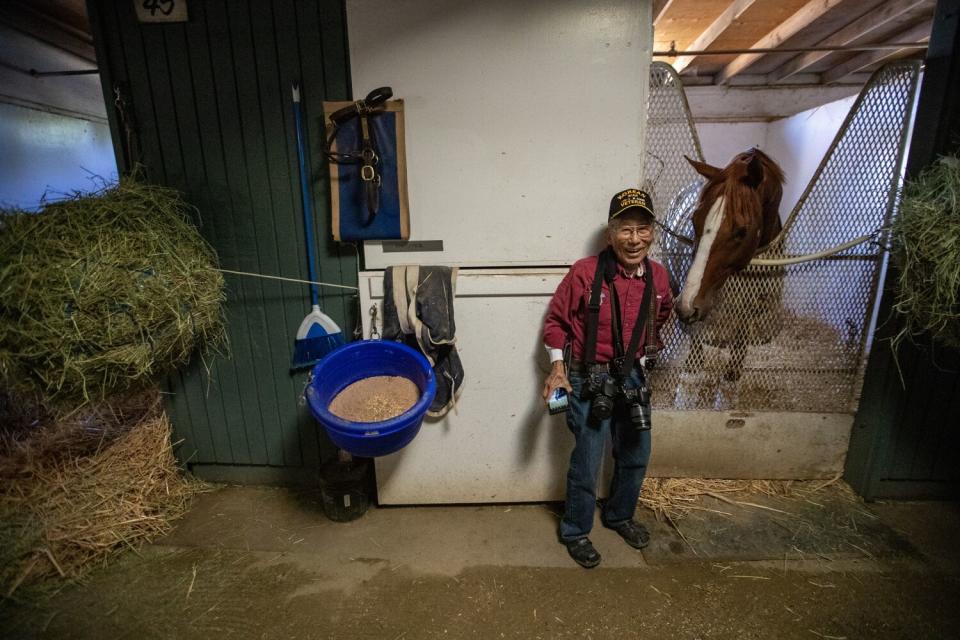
[346,0,653,268]
[695,122,769,169]
[766,96,857,217]
[0,25,117,210]
[0,103,117,210]
[0,26,108,123]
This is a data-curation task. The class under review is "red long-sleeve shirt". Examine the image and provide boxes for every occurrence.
[543,255,674,364]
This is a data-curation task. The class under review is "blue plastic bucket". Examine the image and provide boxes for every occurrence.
[305,340,436,457]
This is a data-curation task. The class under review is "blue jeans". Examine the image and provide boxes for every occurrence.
[559,368,652,542]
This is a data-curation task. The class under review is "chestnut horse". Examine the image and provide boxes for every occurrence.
[676,148,786,323]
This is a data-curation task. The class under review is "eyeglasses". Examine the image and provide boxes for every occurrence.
[616,225,653,239]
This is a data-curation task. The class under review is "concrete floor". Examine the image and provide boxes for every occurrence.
[3,486,960,639]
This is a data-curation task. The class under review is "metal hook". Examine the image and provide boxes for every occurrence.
[369,304,380,340]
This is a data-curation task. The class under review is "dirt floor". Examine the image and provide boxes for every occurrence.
[2,486,960,639]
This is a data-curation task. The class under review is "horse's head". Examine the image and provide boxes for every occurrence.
[675,148,785,323]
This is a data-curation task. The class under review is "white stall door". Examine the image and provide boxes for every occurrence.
[361,269,584,504]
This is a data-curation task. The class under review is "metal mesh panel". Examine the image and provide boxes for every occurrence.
[649,61,920,413]
[643,62,705,225]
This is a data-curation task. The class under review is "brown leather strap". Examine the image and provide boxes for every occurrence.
[323,87,393,224]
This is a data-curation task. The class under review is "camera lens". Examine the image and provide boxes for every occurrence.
[638,386,651,405]
[591,394,614,420]
[630,402,652,431]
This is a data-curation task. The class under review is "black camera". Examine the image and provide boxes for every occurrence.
[622,385,652,431]
[585,374,619,420]
[584,373,652,430]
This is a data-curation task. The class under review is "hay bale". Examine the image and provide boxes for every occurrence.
[0,393,207,597]
[0,180,226,412]
[891,154,960,350]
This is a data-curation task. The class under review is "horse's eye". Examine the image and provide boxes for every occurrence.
[733,226,748,239]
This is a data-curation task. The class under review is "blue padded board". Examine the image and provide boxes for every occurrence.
[333,111,403,241]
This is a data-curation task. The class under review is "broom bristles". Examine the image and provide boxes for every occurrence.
[291,334,345,371]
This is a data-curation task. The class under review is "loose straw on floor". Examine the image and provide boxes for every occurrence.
[1,393,209,597]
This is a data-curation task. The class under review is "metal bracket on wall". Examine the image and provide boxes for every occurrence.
[381,240,444,253]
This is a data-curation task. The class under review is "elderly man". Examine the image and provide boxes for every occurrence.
[542,188,674,568]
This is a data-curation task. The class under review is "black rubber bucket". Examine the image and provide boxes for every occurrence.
[319,457,371,522]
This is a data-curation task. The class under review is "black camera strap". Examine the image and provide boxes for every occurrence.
[583,250,656,375]
[581,250,609,368]
[607,257,655,379]
[608,273,625,360]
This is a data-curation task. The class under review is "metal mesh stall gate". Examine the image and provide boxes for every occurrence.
[646,61,921,414]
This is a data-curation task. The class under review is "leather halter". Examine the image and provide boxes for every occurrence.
[324,87,393,226]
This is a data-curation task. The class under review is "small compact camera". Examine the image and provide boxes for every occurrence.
[547,387,569,415]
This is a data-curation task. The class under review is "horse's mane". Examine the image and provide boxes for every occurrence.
[728,148,785,247]
[750,147,785,187]
[753,149,785,246]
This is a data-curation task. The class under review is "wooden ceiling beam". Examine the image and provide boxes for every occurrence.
[672,0,760,74]
[769,0,930,83]
[714,0,851,85]
[653,0,678,25]
[821,18,932,83]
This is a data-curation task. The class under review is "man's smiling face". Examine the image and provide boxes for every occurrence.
[608,210,654,272]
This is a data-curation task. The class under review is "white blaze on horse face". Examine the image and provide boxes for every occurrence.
[680,196,726,317]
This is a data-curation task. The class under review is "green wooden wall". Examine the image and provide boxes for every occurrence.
[844,0,960,500]
[87,0,357,481]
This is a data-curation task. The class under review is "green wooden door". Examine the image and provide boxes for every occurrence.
[88,0,356,482]
[844,0,960,500]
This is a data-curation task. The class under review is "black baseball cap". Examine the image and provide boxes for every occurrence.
[609,188,655,221]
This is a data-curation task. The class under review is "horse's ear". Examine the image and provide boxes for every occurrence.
[685,155,721,180]
[742,153,764,188]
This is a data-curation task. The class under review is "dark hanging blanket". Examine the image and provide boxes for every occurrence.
[382,265,464,417]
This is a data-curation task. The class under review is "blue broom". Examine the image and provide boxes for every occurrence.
[291,82,345,371]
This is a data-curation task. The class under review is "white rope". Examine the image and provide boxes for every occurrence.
[217,268,360,291]
[662,223,886,267]
[749,232,882,266]
[222,229,883,286]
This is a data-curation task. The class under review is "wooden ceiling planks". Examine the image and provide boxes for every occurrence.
[743,0,891,76]
[768,0,932,82]
[655,0,810,76]
[800,4,934,73]
[653,0,739,53]
[714,0,865,84]
[671,0,761,73]
[704,0,813,50]
[821,17,932,82]
[653,0,678,24]
[654,0,933,88]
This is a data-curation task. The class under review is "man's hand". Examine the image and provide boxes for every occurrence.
[542,360,573,405]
